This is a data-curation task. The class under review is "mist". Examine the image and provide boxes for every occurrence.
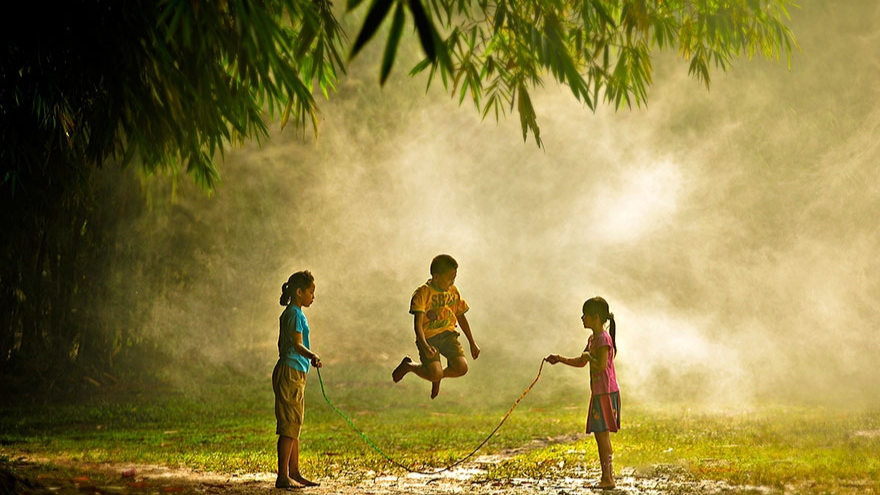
[121,1,879,410]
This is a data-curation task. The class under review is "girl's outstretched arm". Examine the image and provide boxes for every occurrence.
[546,353,590,367]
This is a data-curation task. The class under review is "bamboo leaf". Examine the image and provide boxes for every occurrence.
[120,142,139,169]
[408,57,433,76]
[407,0,437,61]
[350,0,396,59]
[381,2,406,85]
[294,21,318,61]
[347,0,369,13]
[493,3,506,33]
[280,99,293,130]
[590,0,617,27]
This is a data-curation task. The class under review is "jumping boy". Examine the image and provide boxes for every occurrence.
[392,254,480,399]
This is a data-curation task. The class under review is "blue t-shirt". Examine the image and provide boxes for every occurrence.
[278,305,311,373]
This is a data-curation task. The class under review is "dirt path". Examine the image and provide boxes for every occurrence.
[2,455,777,495]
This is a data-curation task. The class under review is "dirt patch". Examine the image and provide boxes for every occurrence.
[852,430,880,438]
[1,456,779,495]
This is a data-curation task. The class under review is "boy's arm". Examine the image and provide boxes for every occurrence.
[457,313,480,360]
[413,312,437,359]
[292,331,322,368]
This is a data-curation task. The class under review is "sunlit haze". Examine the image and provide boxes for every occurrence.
[124,1,879,410]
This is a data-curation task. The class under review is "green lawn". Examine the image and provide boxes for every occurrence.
[2,368,878,494]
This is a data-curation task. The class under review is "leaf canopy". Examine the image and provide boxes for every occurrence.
[0,0,798,192]
[394,0,799,147]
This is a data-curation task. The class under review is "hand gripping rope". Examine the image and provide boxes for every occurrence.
[315,358,547,475]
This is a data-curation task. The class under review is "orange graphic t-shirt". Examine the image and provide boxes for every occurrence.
[409,280,469,339]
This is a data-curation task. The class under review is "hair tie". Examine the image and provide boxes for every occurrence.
[608,312,615,320]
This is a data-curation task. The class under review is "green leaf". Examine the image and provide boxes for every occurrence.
[407,0,436,61]
[350,0,396,59]
[120,142,139,169]
[590,0,617,27]
[408,57,433,76]
[516,84,541,147]
[280,98,294,131]
[493,2,506,33]
[381,2,406,85]
[347,0,370,13]
[294,21,318,61]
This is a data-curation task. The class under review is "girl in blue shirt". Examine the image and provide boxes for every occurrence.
[272,270,322,488]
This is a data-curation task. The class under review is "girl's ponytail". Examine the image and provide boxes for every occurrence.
[608,312,617,355]
[279,282,291,306]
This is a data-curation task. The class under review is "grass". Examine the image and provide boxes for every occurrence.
[2,367,879,495]
[493,405,880,494]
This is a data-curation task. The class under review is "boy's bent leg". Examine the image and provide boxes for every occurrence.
[392,356,414,382]
[435,332,467,379]
[395,358,443,383]
[431,355,469,399]
[406,360,444,398]
[413,361,444,382]
[444,356,469,378]
[412,339,445,383]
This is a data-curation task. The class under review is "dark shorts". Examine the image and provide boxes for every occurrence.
[418,331,465,364]
[586,391,621,433]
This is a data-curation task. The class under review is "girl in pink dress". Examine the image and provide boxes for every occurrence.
[547,296,620,489]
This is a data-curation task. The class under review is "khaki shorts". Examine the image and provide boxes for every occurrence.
[273,361,306,438]
[419,331,465,364]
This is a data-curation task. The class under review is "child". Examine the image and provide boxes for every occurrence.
[273,270,322,489]
[546,296,619,489]
[392,254,480,399]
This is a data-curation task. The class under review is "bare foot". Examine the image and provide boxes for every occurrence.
[392,356,413,383]
[275,476,296,489]
[587,480,616,490]
[430,380,441,399]
[292,475,320,487]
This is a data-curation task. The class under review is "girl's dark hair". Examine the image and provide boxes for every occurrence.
[583,296,617,354]
[279,271,315,306]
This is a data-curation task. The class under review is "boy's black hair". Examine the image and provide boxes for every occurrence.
[430,254,458,275]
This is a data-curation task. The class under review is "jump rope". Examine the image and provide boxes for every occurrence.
[314,358,548,475]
